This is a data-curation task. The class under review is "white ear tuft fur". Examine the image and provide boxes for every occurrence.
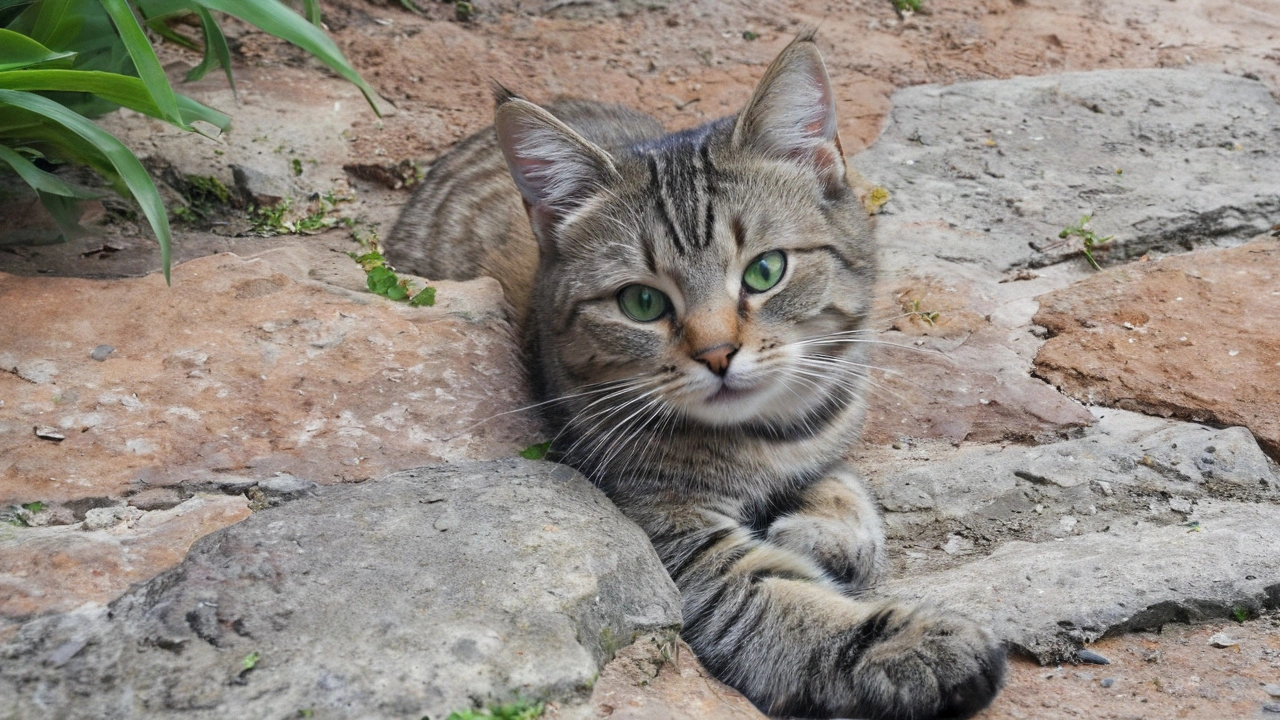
[494,99,617,235]
[733,36,845,186]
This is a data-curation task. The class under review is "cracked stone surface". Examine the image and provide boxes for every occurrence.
[851,68,1280,274]
[1033,237,1280,460]
[862,409,1280,662]
[884,499,1280,663]
[850,70,1280,675]
[0,461,681,720]
[0,244,538,628]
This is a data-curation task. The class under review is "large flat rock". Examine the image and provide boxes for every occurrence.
[0,244,539,627]
[865,409,1280,663]
[1033,238,1280,459]
[861,263,1094,444]
[0,460,681,720]
[852,68,1280,273]
[885,500,1280,663]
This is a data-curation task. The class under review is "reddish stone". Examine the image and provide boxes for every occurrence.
[1033,238,1280,459]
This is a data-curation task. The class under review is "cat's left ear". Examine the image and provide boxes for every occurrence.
[732,33,846,192]
[494,95,620,246]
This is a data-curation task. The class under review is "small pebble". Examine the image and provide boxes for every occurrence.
[34,426,65,442]
[1264,702,1280,714]
[1208,632,1239,648]
[90,344,115,361]
[1100,678,1115,688]
[1264,683,1280,698]
[1077,649,1111,665]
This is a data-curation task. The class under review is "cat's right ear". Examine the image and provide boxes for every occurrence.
[494,97,619,245]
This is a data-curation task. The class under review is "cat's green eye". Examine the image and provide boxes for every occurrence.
[743,250,787,292]
[617,284,670,322]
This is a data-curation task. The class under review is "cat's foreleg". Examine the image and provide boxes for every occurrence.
[646,507,1004,720]
[764,465,886,592]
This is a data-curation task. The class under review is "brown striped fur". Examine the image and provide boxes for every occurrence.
[386,34,1005,720]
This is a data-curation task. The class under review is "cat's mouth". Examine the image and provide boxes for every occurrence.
[705,382,758,404]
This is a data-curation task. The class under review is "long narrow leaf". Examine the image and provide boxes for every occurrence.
[97,0,183,125]
[302,0,320,26]
[0,89,171,281]
[0,69,230,129]
[186,6,235,94]
[27,0,78,49]
[144,15,200,50]
[197,0,380,115]
[0,28,77,71]
[37,189,88,239]
[0,143,97,197]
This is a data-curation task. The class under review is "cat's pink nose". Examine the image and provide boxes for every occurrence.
[694,343,739,376]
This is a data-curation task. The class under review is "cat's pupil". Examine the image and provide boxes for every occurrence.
[755,259,774,283]
[744,250,786,292]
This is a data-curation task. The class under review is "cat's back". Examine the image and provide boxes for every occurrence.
[384,99,665,318]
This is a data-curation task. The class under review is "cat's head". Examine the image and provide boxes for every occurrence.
[496,34,876,445]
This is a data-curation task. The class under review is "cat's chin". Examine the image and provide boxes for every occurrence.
[677,379,795,428]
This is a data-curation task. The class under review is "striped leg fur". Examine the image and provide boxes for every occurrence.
[640,478,1005,720]
[763,468,886,593]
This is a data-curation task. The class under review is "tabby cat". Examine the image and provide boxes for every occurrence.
[386,34,1006,720]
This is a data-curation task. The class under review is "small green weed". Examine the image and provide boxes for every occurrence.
[892,0,922,13]
[250,200,290,235]
[241,650,261,671]
[905,298,940,326]
[5,501,47,527]
[291,158,304,177]
[1058,214,1114,271]
[349,231,436,307]
[445,700,544,720]
[519,441,552,460]
[172,174,232,222]
[251,192,351,236]
[1231,605,1249,623]
[454,1,474,21]
[742,30,759,41]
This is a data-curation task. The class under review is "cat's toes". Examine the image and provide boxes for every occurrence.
[853,610,1006,720]
[765,515,884,590]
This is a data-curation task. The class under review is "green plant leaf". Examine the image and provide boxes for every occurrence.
[408,286,435,307]
[301,0,320,26]
[0,89,172,281]
[0,143,96,197]
[144,13,200,51]
[519,441,552,460]
[196,0,380,115]
[0,28,77,71]
[0,69,229,130]
[36,189,89,239]
[97,0,183,125]
[186,6,235,94]
[28,0,79,49]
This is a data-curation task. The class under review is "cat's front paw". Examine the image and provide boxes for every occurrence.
[849,609,1006,720]
[765,512,884,590]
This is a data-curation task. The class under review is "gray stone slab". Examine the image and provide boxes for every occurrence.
[872,408,1279,518]
[866,409,1280,662]
[883,500,1280,663]
[852,69,1280,273]
[0,460,681,720]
